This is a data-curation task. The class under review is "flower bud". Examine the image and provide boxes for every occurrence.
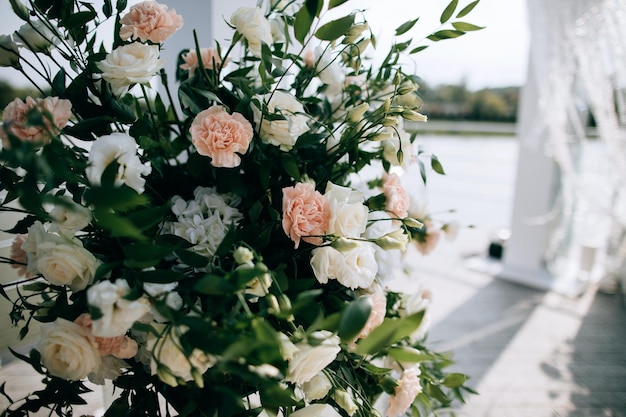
[233,246,254,264]
[383,98,392,113]
[402,109,428,122]
[375,229,409,251]
[267,294,280,313]
[334,389,358,416]
[380,375,399,394]
[346,102,369,123]
[331,237,360,251]
[9,0,29,21]
[0,35,20,68]
[371,129,394,142]
[382,115,399,127]
[15,20,59,53]
[404,217,424,229]
[397,80,417,95]
[157,365,179,387]
[191,367,205,388]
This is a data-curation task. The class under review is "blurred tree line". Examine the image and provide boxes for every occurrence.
[419,81,520,123]
[0,79,46,113]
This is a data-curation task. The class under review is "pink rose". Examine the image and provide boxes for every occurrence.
[119,1,183,44]
[10,234,30,277]
[1,96,72,147]
[282,182,330,248]
[190,106,253,168]
[180,48,226,76]
[383,173,409,219]
[386,366,422,417]
[74,313,138,360]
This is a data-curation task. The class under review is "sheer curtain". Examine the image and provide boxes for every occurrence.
[526,0,626,290]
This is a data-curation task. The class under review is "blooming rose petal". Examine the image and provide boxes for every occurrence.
[282,182,330,248]
[119,1,183,43]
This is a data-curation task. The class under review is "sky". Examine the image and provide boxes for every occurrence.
[0,0,529,90]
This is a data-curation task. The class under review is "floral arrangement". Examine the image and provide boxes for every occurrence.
[0,0,481,416]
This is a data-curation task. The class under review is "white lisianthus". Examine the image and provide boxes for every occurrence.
[290,404,342,417]
[98,42,165,96]
[38,318,101,381]
[382,124,413,168]
[143,282,183,322]
[400,290,431,342]
[163,187,243,260]
[14,20,60,53]
[324,182,368,239]
[48,200,92,236]
[301,371,332,401]
[252,91,309,151]
[147,325,215,387]
[22,221,100,291]
[310,243,378,289]
[86,133,152,194]
[0,35,19,68]
[87,279,151,337]
[314,46,344,88]
[230,7,273,58]
[285,331,341,385]
[278,332,299,361]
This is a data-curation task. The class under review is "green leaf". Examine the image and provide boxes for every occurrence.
[175,249,209,268]
[136,269,185,284]
[388,346,436,363]
[441,373,468,388]
[431,155,445,175]
[456,0,480,18]
[427,29,465,41]
[193,274,235,295]
[315,14,355,41]
[452,21,484,31]
[280,153,301,181]
[63,10,97,28]
[103,0,113,17]
[123,243,173,268]
[440,0,459,23]
[329,0,350,8]
[338,296,372,343]
[395,18,419,36]
[84,186,149,211]
[93,210,145,240]
[355,311,425,355]
[410,45,429,54]
[294,0,322,44]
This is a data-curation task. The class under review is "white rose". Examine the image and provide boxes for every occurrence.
[86,133,152,194]
[38,318,102,381]
[0,35,19,67]
[310,243,377,289]
[87,279,151,337]
[290,404,342,417]
[14,20,60,53]
[230,7,273,58]
[48,200,92,236]
[285,331,340,385]
[147,325,214,387]
[325,182,368,238]
[98,42,165,96]
[35,239,100,291]
[252,91,309,151]
[302,371,332,401]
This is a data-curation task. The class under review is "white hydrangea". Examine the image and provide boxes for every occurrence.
[163,187,243,259]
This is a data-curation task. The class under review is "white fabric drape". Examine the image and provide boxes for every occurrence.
[526,0,626,286]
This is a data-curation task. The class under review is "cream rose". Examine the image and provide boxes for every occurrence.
[147,325,214,387]
[86,133,152,193]
[38,318,102,381]
[252,91,309,151]
[285,330,340,385]
[290,404,342,417]
[310,242,378,289]
[35,239,100,291]
[87,279,151,337]
[98,43,165,96]
[190,105,253,168]
[119,1,183,44]
[230,7,273,58]
[324,182,368,238]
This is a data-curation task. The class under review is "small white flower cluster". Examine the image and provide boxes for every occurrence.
[163,186,244,259]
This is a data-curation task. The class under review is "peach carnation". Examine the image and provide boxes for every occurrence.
[383,173,409,219]
[414,221,441,256]
[357,285,386,339]
[119,1,183,44]
[10,234,30,277]
[282,182,330,248]
[74,313,138,359]
[190,105,253,168]
[180,48,226,76]
[386,366,422,417]
[1,96,72,147]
